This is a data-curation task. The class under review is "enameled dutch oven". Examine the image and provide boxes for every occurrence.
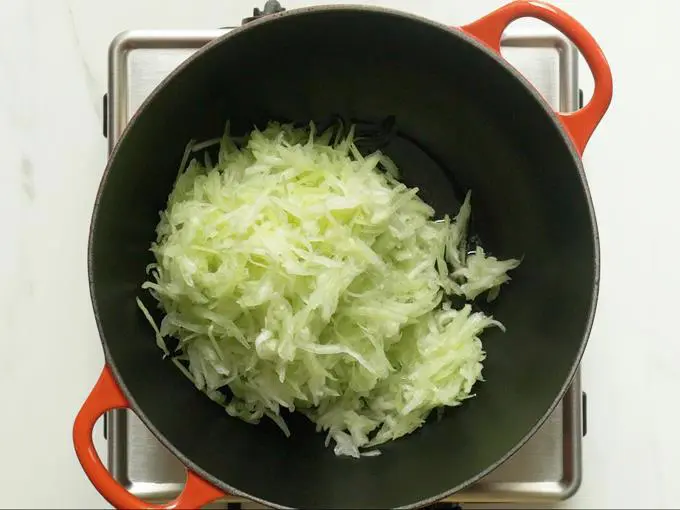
[74,1,612,508]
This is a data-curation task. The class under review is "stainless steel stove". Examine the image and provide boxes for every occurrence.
[102,24,587,508]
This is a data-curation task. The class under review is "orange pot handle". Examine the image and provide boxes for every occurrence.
[73,366,226,509]
[460,0,613,155]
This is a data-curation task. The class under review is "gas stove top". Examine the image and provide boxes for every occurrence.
[101,24,587,509]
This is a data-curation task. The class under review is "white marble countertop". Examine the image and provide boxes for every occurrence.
[0,0,677,508]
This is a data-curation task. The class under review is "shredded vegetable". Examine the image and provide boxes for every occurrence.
[137,121,520,457]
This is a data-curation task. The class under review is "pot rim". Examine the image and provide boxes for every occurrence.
[88,5,600,508]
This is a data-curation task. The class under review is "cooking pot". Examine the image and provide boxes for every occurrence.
[73,1,612,508]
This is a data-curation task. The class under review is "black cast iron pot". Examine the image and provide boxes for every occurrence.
[74,1,612,508]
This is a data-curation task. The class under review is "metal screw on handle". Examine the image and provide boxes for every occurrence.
[262,0,285,14]
[423,503,462,509]
[242,1,286,25]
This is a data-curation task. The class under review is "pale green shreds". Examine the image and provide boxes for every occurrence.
[136,120,521,457]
